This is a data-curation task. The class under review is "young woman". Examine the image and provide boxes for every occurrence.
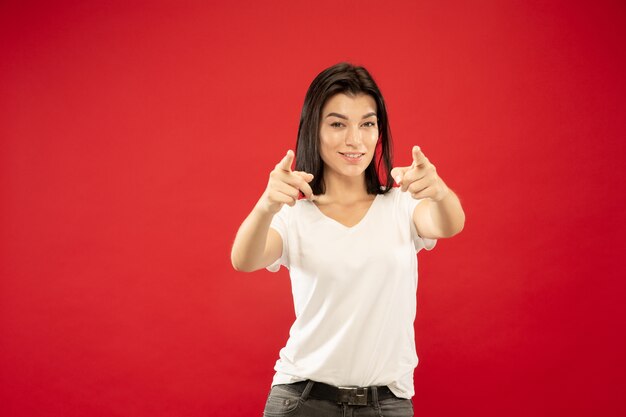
[231,63,465,417]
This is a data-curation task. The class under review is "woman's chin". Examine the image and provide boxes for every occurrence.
[337,167,367,178]
[324,161,371,179]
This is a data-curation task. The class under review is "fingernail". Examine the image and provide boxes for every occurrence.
[395,176,402,184]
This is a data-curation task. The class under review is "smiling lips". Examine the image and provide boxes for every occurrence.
[338,152,365,163]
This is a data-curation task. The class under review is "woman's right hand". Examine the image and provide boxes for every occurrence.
[257,150,316,214]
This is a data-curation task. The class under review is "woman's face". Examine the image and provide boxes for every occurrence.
[318,93,379,179]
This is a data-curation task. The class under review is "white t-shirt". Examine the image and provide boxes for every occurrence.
[266,187,436,399]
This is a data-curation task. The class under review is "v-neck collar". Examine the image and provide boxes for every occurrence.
[310,194,381,230]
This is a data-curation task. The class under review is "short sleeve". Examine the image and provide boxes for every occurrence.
[400,189,437,253]
[266,204,290,272]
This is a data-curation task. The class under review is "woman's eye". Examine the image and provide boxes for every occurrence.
[363,121,377,127]
[330,122,344,128]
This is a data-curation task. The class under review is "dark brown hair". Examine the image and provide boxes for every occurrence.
[295,62,394,195]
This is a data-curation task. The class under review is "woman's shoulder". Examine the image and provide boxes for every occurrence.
[379,186,402,201]
[377,186,414,213]
[276,198,316,218]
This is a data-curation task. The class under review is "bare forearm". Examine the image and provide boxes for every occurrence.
[230,150,315,272]
[428,186,465,238]
[230,203,275,272]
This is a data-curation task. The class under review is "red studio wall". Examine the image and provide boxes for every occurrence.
[1,1,625,416]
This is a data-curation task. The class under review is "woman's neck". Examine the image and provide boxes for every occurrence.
[319,172,371,204]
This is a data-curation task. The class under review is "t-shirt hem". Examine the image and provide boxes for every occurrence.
[271,371,413,399]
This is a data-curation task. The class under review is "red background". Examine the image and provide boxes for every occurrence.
[1,1,625,416]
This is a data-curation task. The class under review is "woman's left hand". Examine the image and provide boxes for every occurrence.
[391,146,450,202]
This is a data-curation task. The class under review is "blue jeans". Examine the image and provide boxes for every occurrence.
[262,381,414,417]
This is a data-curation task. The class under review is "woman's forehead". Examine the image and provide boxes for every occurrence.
[321,93,377,116]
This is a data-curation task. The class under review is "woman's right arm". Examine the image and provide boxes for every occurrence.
[230,150,314,272]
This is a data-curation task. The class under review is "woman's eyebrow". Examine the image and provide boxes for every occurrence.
[324,112,377,119]
[325,112,348,120]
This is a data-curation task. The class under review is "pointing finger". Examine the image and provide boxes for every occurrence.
[412,145,426,167]
[277,150,294,172]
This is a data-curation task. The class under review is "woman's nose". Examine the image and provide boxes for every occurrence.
[345,125,362,145]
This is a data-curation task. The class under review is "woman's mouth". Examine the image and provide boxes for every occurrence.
[338,152,365,163]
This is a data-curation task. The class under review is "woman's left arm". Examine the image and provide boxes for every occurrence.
[391,146,466,239]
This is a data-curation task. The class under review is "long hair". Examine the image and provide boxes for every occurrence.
[295,62,394,195]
